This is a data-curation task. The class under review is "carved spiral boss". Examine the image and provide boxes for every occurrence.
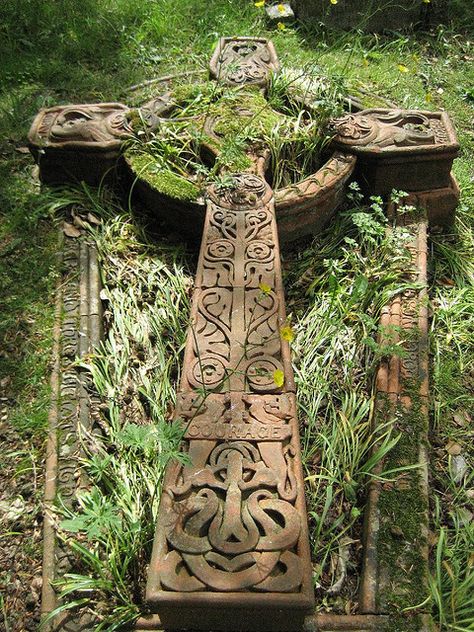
[146,39,314,630]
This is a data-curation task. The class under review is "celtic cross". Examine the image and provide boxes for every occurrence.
[29,36,459,632]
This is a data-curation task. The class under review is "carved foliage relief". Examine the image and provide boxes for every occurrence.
[331,109,458,154]
[209,37,279,87]
[28,103,132,150]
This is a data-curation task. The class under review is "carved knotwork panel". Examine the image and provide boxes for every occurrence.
[180,174,293,394]
[151,391,311,596]
[209,37,279,87]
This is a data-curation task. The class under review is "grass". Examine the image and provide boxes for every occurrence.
[1,1,473,630]
[286,188,422,604]
[125,73,345,199]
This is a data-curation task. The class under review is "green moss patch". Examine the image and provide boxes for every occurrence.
[375,388,430,626]
[127,152,200,202]
[126,81,326,191]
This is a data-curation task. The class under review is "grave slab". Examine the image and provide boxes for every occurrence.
[28,34,461,632]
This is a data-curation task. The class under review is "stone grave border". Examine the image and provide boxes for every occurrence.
[42,232,103,632]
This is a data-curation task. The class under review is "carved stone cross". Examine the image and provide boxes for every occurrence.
[143,39,315,630]
[29,36,460,632]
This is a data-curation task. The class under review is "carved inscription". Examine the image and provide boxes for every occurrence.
[178,392,294,441]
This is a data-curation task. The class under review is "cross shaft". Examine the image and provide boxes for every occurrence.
[146,38,314,630]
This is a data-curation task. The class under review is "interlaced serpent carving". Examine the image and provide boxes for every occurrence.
[159,393,302,594]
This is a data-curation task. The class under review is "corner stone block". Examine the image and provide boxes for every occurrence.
[330,109,459,203]
[28,102,132,185]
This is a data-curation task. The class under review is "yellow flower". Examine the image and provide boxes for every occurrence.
[277,21,286,30]
[423,0,431,3]
[280,323,295,343]
[259,282,272,294]
[277,3,285,11]
[330,0,338,4]
[273,369,285,387]
[254,1,265,6]
[397,64,409,73]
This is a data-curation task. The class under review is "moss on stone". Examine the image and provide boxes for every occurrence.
[209,87,282,141]
[374,385,430,629]
[172,81,221,107]
[127,152,200,202]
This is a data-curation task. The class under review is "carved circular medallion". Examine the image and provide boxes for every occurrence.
[207,240,235,260]
[246,357,285,392]
[330,114,377,146]
[189,356,227,389]
[246,241,273,262]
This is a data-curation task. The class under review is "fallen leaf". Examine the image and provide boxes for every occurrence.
[63,222,81,238]
[451,454,468,482]
[87,212,101,225]
[446,441,462,456]
[390,525,404,538]
[439,277,455,286]
[0,497,25,522]
[457,508,473,526]
[453,411,468,427]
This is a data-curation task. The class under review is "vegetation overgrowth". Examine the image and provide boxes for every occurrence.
[0,1,473,630]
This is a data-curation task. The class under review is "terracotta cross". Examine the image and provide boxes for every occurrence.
[29,36,460,632]
[143,38,315,631]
